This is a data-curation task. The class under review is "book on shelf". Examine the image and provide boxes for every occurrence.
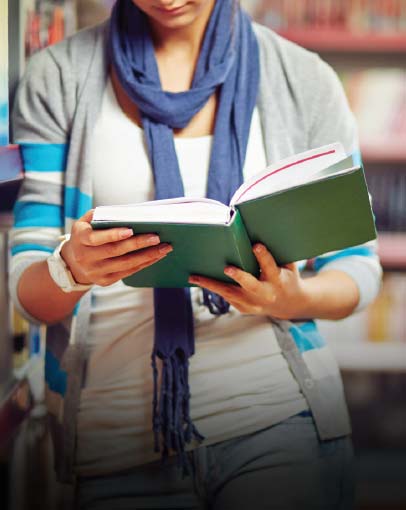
[0,0,8,146]
[367,272,406,343]
[92,143,376,288]
[23,0,77,60]
[342,69,406,157]
[366,170,406,232]
[0,146,23,212]
[0,146,23,184]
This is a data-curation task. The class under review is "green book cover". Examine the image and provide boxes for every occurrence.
[91,145,377,288]
[236,166,377,266]
[92,210,259,287]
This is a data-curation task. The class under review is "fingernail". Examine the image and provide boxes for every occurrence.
[147,234,160,245]
[120,228,133,239]
[224,267,235,276]
[254,244,264,254]
[159,243,173,255]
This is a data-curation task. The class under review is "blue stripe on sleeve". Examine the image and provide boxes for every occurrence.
[11,244,54,256]
[73,302,80,316]
[289,321,326,353]
[19,143,68,172]
[297,260,307,272]
[13,201,64,228]
[313,246,375,272]
[352,149,362,167]
[45,349,67,396]
[65,187,92,219]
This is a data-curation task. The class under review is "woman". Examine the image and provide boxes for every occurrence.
[9,0,382,508]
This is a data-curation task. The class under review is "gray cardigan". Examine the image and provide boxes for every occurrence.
[9,19,382,483]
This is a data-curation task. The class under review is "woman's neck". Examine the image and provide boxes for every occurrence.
[148,0,216,87]
[110,0,219,135]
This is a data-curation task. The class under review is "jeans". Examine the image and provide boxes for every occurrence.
[76,414,355,510]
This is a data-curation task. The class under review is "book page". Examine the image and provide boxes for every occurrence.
[92,144,350,225]
[92,197,232,225]
[231,143,347,206]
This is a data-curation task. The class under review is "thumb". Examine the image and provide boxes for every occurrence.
[79,209,95,224]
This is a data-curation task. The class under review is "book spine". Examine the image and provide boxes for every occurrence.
[229,210,259,278]
[0,0,8,146]
[23,0,77,61]
[367,272,406,343]
[366,169,406,232]
[0,146,23,182]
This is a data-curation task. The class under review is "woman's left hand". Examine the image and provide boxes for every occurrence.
[188,243,311,320]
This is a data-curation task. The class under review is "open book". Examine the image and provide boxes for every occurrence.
[92,143,377,287]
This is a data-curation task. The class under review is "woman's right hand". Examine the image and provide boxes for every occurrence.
[60,209,172,287]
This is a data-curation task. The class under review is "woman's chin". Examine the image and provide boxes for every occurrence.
[132,0,214,31]
[150,9,198,30]
[152,13,197,29]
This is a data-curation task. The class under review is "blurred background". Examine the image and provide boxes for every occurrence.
[0,1,405,509]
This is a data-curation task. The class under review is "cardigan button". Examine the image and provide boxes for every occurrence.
[304,378,315,390]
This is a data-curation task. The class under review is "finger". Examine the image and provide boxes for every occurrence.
[97,243,172,274]
[253,244,280,281]
[224,266,261,294]
[80,224,137,247]
[102,255,165,285]
[91,234,162,260]
[188,275,240,301]
[79,209,95,223]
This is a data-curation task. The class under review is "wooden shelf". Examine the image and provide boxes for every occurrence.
[328,340,406,372]
[277,29,406,53]
[362,143,406,164]
[0,145,23,183]
[318,314,406,372]
[378,232,406,269]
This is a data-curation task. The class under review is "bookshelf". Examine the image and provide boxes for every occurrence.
[243,0,406,376]
[277,41,406,279]
[0,213,13,388]
[274,30,406,170]
[0,0,77,455]
[277,30,406,53]
[317,307,406,373]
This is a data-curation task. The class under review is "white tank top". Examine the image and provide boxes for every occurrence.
[75,77,308,476]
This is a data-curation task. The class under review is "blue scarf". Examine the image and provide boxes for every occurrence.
[108,0,259,475]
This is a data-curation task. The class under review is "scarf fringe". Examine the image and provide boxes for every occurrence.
[151,350,205,476]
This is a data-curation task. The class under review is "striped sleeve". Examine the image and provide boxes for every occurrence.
[313,240,382,312]
[9,143,69,324]
[8,49,70,324]
[308,57,383,312]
